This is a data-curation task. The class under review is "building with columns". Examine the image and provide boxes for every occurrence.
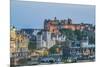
[10,26,29,65]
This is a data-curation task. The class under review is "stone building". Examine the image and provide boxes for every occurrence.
[44,17,89,34]
[10,26,29,65]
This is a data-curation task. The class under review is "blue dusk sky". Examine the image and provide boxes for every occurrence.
[11,0,95,29]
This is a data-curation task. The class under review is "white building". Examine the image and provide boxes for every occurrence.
[36,33,46,49]
[36,31,56,49]
[36,31,66,49]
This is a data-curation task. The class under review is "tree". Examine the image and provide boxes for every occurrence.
[74,30,82,40]
[49,45,60,54]
[89,35,95,44]
[59,29,75,40]
[28,41,36,50]
[43,50,48,56]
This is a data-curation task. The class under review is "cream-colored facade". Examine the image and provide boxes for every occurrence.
[10,26,29,65]
[10,26,17,56]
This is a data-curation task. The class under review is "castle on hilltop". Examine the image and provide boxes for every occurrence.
[44,17,93,34]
